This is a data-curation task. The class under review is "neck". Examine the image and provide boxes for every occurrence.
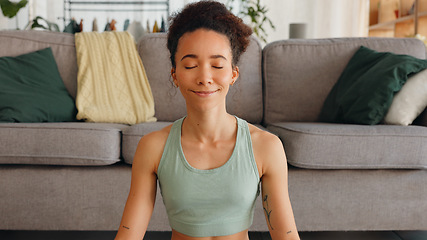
[182,110,236,143]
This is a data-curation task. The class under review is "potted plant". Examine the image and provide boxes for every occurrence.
[227,0,275,43]
[24,16,60,31]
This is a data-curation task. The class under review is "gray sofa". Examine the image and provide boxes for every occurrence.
[0,30,426,232]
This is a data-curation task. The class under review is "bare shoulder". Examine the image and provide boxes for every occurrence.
[248,123,283,152]
[247,123,286,177]
[132,124,173,174]
[136,124,172,151]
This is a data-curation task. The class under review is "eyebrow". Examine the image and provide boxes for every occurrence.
[180,54,227,61]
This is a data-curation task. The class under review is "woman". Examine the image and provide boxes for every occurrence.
[115,1,300,240]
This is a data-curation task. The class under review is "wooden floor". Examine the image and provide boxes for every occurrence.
[0,231,426,240]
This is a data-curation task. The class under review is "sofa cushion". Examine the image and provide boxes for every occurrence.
[0,122,128,166]
[267,122,427,169]
[122,122,173,164]
[319,46,427,125]
[262,37,427,125]
[137,33,263,124]
[384,68,427,126]
[0,47,77,123]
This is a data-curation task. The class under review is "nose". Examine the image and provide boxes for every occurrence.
[197,65,213,85]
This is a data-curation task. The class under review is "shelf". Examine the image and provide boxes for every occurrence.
[65,8,168,12]
[66,1,169,5]
[369,11,427,30]
[63,0,170,29]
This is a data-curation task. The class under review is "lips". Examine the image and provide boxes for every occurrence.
[191,89,219,97]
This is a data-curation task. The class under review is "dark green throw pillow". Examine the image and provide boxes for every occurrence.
[0,47,77,122]
[319,46,427,125]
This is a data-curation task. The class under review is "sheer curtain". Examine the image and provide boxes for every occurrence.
[312,0,369,38]
[265,0,369,42]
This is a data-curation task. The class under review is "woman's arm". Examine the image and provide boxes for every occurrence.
[115,131,167,240]
[254,131,300,240]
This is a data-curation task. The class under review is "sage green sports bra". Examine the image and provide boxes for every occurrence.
[157,116,260,237]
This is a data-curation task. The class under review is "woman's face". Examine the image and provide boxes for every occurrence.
[172,28,239,112]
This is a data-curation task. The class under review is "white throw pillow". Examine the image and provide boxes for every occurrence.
[384,68,427,126]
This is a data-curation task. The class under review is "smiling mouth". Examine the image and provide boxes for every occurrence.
[191,90,219,97]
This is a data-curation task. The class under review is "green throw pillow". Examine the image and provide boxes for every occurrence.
[319,46,427,125]
[0,47,77,122]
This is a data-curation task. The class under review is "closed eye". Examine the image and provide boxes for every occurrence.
[185,66,197,69]
[212,66,223,69]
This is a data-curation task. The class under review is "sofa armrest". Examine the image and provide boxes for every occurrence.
[413,108,427,127]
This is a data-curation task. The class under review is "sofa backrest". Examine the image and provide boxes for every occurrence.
[262,37,427,125]
[0,30,77,99]
[137,33,264,123]
[0,30,264,124]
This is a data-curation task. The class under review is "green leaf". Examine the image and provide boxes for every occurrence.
[25,16,60,32]
[225,0,275,43]
[0,0,28,18]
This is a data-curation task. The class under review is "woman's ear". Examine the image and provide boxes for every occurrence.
[171,68,176,78]
[231,66,239,85]
[171,68,178,87]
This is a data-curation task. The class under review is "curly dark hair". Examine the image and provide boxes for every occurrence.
[167,0,253,68]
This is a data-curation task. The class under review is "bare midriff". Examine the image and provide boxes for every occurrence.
[171,229,250,240]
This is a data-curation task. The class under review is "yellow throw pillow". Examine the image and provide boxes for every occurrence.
[75,32,156,124]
